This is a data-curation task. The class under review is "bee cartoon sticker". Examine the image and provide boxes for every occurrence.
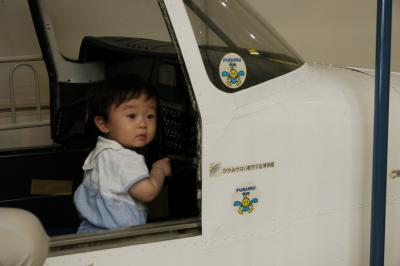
[233,183,258,215]
[219,53,247,89]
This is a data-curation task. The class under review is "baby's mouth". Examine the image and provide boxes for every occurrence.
[135,134,147,140]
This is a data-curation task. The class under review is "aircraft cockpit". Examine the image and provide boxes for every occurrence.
[1,0,201,253]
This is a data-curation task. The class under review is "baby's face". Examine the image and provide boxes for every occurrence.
[105,93,157,148]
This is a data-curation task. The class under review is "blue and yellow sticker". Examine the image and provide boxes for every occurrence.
[232,183,258,215]
[219,53,247,89]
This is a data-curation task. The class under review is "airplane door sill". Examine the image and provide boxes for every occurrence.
[49,217,201,256]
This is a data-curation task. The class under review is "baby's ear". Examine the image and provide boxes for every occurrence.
[94,116,109,134]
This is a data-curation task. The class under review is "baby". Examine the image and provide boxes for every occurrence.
[74,75,171,233]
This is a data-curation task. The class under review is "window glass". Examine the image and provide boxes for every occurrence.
[41,0,200,239]
[184,0,304,92]
[48,0,171,60]
[0,0,200,250]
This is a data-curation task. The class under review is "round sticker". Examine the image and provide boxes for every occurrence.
[219,53,247,89]
[232,182,258,215]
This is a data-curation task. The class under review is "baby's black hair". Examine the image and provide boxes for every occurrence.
[87,74,157,122]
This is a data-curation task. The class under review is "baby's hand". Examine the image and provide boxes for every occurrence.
[152,157,172,177]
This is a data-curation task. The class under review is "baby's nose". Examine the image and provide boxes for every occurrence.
[136,116,147,126]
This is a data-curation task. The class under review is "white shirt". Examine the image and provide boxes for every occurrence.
[74,137,149,233]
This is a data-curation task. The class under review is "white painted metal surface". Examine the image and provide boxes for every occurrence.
[41,1,400,265]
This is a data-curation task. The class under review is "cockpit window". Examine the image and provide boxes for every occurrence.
[47,0,171,60]
[0,0,201,254]
[184,0,304,92]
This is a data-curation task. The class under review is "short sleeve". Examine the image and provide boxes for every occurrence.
[119,152,149,192]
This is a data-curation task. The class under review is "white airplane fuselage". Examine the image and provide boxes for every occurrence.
[43,59,400,265]
[1,0,399,265]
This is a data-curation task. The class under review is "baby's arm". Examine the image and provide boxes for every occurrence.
[128,157,171,202]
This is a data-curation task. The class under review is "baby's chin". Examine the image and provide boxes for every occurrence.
[127,141,150,149]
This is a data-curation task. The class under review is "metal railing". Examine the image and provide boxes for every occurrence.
[0,55,50,131]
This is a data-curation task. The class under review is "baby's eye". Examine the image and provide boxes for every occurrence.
[147,114,156,119]
[127,114,136,119]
